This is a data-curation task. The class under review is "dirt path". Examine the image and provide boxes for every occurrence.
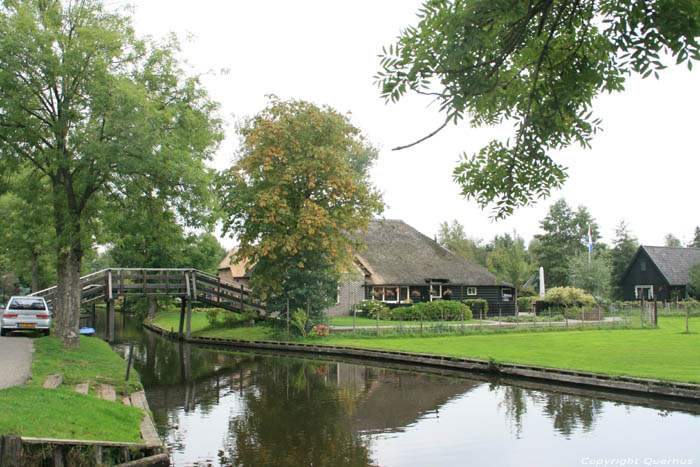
[0,336,34,389]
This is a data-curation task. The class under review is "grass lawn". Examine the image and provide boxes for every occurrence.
[0,335,146,442]
[150,311,275,340]
[323,317,700,383]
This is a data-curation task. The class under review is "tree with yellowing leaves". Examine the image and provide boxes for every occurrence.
[218,98,383,318]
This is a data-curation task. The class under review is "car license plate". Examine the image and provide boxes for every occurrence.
[19,323,35,328]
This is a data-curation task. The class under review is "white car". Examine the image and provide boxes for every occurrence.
[0,296,52,337]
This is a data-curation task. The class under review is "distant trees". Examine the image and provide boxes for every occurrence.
[531,199,601,288]
[608,221,638,300]
[437,221,531,288]
[437,220,489,267]
[664,233,682,247]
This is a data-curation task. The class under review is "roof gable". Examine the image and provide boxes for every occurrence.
[358,219,507,286]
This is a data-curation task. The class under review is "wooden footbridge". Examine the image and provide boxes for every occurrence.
[30,268,264,340]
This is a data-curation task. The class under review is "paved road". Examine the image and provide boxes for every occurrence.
[0,335,34,389]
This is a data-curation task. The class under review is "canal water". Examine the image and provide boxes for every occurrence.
[101,313,700,466]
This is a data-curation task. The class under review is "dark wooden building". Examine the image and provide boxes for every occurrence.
[621,246,700,302]
[327,219,516,316]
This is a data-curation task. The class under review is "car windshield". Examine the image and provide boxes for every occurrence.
[9,298,46,310]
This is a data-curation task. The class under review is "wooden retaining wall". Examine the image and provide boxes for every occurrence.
[143,322,700,403]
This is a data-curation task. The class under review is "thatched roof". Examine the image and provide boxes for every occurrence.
[217,248,251,278]
[357,219,508,286]
[637,246,700,285]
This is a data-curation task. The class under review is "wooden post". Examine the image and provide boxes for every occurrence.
[185,299,192,339]
[142,269,147,297]
[376,304,379,337]
[498,307,501,327]
[286,299,290,336]
[125,342,135,381]
[653,295,658,327]
[217,277,221,303]
[106,299,115,342]
[420,310,423,336]
[239,284,244,312]
[686,306,690,334]
[179,299,186,338]
[53,444,65,467]
[1,435,21,467]
[581,307,585,329]
[192,271,198,300]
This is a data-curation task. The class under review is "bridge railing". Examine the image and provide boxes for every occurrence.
[30,268,264,314]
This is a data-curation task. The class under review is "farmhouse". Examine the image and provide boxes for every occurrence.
[326,219,516,316]
[621,245,700,302]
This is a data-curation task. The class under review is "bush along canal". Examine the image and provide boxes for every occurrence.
[0,334,168,466]
[95,311,700,466]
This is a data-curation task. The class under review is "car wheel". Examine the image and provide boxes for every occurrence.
[0,328,6,337]
[43,329,50,336]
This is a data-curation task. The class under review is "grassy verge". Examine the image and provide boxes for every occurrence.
[0,336,145,442]
[150,311,699,384]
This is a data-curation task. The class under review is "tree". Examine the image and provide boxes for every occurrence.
[377,0,700,218]
[437,220,489,266]
[569,253,611,297]
[0,0,222,346]
[664,233,682,247]
[217,97,383,317]
[531,199,601,288]
[689,227,700,248]
[486,232,532,288]
[0,170,55,292]
[689,262,700,300]
[608,220,638,299]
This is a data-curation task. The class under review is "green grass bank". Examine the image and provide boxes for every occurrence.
[151,311,699,384]
[0,336,145,443]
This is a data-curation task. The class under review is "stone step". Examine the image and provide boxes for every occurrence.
[75,382,89,394]
[97,384,117,402]
[43,374,63,389]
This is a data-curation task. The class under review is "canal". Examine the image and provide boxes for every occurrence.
[100,312,700,466]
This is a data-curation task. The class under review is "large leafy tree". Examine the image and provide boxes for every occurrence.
[608,220,638,299]
[689,227,700,248]
[0,0,222,345]
[218,97,383,315]
[377,0,700,218]
[531,199,601,288]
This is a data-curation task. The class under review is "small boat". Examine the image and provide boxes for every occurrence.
[79,327,95,336]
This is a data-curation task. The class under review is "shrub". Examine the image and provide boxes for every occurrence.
[544,286,596,307]
[396,300,472,321]
[309,324,330,338]
[291,309,308,336]
[205,309,220,326]
[352,300,390,319]
[517,296,537,313]
[463,298,488,318]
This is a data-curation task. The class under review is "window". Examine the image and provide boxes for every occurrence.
[635,285,653,300]
[372,286,409,303]
[502,288,513,302]
[641,260,647,272]
[467,287,477,296]
[430,283,442,301]
[335,286,340,304]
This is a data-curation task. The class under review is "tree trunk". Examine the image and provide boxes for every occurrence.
[52,184,84,348]
[147,295,158,319]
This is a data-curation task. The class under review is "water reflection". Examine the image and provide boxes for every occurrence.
[101,312,700,466]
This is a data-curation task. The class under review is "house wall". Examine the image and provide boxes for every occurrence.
[622,250,670,301]
[362,284,516,316]
[326,278,365,317]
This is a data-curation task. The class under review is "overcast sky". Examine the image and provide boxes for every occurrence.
[118,0,700,250]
